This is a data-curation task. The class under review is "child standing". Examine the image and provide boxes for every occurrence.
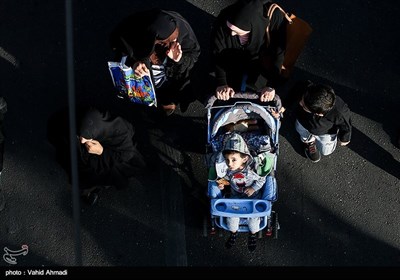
[292,81,352,162]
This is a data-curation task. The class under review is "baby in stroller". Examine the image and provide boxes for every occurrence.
[209,132,270,251]
[206,93,280,252]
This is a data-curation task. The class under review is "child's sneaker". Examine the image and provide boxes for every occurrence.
[304,141,321,162]
[248,233,257,252]
[225,232,237,249]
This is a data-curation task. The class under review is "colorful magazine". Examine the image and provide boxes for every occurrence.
[108,61,157,107]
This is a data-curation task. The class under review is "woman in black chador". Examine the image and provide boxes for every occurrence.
[211,0,290,101]
[110,8,200,115]
[48,107,146,205]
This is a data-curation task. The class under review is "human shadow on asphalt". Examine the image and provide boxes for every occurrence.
[350,127,400,180]
[274,174,400,266]
[139,112,211,216]
[63,197,167,266]
[270,164,400,267]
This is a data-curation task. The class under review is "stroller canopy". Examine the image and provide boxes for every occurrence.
[211,103,276,139]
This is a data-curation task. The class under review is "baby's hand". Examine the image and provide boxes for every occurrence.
[217,178,230,186]
[244,187,255,197]
[217,178,229,190]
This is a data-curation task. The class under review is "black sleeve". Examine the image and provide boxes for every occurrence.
[165,15,201,82]
[85,148,120,175]
[165,40,200,81]
[267,7,288,78]
[80,147,130,189]
[210,11,231,87]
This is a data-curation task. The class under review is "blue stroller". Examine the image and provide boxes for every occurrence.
[205,93,281,239]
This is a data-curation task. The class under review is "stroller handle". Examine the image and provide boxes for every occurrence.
[205,92,282,110]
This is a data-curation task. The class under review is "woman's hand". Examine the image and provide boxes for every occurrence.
[80,137,104,155]
[216,85,235,100]
[133,61,150,78]
[260,87,275,102]
[167,41,182,62]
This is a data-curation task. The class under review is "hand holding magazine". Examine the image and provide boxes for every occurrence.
[108,60,157,107]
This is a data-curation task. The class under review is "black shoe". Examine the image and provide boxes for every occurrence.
[161,103,176,116]
[248,233,257,252]
[225,232,237,249]
[304,141,321,162]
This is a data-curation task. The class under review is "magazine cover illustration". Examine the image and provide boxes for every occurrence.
[108,61,157,107]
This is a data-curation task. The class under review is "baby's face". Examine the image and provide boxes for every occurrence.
[224,153,247,171]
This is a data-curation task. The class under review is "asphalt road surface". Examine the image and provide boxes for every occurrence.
[0,0,399,276]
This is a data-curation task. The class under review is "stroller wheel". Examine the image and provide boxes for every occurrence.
[210,227,217,235]
[265,216,273,237]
